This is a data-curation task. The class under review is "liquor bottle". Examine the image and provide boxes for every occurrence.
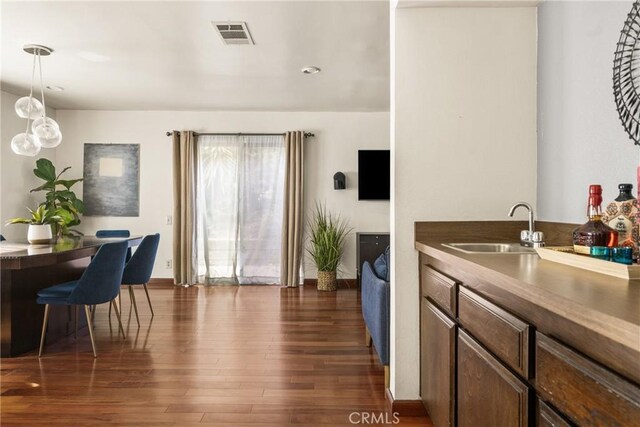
[602,184,638,246]
[572,185,619,255]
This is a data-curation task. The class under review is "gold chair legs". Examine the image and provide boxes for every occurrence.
[84,305,97,358]
[38,304,50,357]
[142,284,154,317]
[38,300,126,358]
[110,298,126,339]
[128,286,140,327]
[109,284,153,326]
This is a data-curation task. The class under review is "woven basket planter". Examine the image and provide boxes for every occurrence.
[317,270,337,292]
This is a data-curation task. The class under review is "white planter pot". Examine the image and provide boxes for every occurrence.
[27,224,52,244]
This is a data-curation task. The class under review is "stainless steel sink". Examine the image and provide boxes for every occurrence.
[442,243,537,254]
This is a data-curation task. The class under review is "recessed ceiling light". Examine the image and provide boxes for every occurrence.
[301,66,321,75]
[46,85,64,91]
[78,51,111,62]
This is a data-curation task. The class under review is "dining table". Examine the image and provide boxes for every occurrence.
[0,235,142,357]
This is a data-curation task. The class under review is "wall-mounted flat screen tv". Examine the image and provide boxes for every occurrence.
[358,150,390,201]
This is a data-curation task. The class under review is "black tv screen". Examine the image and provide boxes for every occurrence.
[358,150,390,200]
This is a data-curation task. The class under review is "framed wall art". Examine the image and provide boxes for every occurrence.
[83,143,140,216]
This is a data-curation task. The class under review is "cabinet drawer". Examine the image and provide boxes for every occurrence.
[537,400,573,427]
[536,332,640,426]
[421,265,458,317]
[458,287,531,378]
[358,234,389,245]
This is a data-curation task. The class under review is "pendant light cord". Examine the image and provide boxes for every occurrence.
[38,51,47,122]
[24,50,38,135]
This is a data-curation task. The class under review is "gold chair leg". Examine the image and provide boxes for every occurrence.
[142,284,154,317]
[111,298,126,340]
[129,285,140,327]
[84,305,97,358]
[75,305,79,340]
[365,327,372,347]
[108,298,112,319]
[38,304,50,357]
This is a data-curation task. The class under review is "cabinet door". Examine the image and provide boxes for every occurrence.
[421,299,456,427]
[458,330,530,427]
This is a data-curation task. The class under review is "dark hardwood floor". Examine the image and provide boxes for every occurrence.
[1,283,432,426]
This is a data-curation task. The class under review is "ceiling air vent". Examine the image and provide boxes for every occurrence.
[212,22,254,45]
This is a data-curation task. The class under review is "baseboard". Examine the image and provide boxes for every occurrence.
[303,278,358,289]
[149,278,358,288]
[148,278,174,286]
[385,388,427,417]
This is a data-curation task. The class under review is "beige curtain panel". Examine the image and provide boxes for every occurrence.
[172,130,197,286]
[281,131,305,287]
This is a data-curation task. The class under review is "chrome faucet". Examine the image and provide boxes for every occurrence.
[508,202,544,248]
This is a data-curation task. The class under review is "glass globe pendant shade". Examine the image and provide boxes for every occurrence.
[36,126,62,148]
[31,116,59,132]
[15,96,43,119]
[11,133,41,156]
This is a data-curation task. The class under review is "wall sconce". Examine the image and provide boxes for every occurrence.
[334,172,346,190]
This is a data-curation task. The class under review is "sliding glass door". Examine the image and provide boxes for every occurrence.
[196,135,285,284]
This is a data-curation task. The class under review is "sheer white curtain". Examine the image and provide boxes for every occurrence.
[196,134,285,284]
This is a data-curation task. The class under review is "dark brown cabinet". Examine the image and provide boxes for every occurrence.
[536,333,640,427]
[356,232,390,286]
[458,286,531,379]
[418,252,640,427]
[421,265,458,318]
[457,330,530,427]
[421,299,456,427]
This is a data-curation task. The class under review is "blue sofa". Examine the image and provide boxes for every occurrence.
[361,246,390,387]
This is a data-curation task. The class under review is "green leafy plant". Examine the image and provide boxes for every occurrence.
[306,203,352,272]
[30,158,84,237]
[6,205,63,226]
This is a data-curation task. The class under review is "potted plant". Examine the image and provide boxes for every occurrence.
[6,205,63,244]
[30,158,84,238]
[307,203,352,292]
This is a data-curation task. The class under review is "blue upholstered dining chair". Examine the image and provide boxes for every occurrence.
[120,234,160,326]
[37,241,129,357]
[95,230,130,238]
[96,229,132,259]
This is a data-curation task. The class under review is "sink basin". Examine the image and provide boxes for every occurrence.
[442,243,537,254]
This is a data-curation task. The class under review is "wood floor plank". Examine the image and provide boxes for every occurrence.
[0,284,431,425]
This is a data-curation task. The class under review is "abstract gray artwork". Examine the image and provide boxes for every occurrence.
[83,143,140,216]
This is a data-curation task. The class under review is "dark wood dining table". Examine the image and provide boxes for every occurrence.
[0,235,142,357]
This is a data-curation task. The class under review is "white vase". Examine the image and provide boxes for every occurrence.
[27,224,52,244]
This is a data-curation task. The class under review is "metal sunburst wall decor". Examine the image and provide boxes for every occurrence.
[613,0,640,146]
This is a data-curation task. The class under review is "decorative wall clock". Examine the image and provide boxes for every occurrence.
[613,0,640,146]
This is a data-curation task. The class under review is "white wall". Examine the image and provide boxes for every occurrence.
[1,90,58,240]
[537,1,638,223]
[392,7,537,399]
[55,110,390,279]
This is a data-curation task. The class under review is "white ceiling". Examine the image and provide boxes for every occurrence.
[1,1,390,112]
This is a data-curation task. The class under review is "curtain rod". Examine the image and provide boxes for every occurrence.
[166,131,315,138]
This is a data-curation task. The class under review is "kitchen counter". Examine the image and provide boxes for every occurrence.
[415,221,640,386]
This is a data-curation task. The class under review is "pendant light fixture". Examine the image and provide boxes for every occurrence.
[11,44,62,156]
